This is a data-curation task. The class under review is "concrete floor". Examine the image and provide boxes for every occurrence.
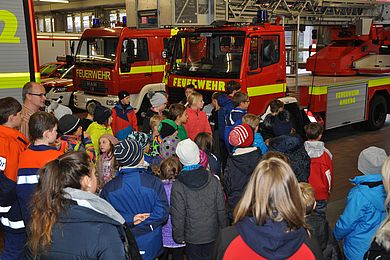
[324,115,390,228]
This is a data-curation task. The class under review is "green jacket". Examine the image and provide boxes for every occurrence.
[86,122,114,154]
[158,119,188,140]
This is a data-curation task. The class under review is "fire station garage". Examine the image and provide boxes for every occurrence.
[1,0,390,258]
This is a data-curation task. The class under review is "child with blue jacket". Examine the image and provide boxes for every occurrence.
[101,139,168,260]
[242,113,268,154]
[334,146,387,260]
[224,92,249,152]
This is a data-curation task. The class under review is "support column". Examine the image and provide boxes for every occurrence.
[125,0,137,27]
[53,13,66,32]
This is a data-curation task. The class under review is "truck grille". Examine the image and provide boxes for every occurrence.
[79,80,107,94]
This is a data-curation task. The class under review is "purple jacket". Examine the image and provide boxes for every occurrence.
[162,180,186,248]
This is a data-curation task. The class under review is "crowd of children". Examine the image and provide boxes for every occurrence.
[3,81,390,260]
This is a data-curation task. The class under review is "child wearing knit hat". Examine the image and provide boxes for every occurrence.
[101,138,169,260]
[142,91,168,134]
[170,139,227,259]
[111,90,138,141]
[224,124,262,223]
[58,114,96,162]
[334,146,388,260]
[96,134,119,186]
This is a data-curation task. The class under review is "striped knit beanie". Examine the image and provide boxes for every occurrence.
[228,124,254,148]
[113,139,143,167]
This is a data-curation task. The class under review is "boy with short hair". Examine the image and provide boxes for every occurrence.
[304,122,333,215]
[159,103,188,140]
[300,182,341,259]
[80,100,98,132]
[181,84,195,106]
[0,97,29,260]
[16,111,63,258]
[260,99,284,141]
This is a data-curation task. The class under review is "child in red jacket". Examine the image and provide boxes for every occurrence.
[184,92,212,140]
[111,90,138,140]
[304,122,333,216]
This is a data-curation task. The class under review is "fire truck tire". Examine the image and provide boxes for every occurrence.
[366,95,387,130]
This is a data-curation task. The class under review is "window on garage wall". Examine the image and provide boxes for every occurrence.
[109,9,126,27]
[74,16,81,32]
[67,15,73,32]
[38,18,44,33]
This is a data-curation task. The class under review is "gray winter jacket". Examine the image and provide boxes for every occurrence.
[170,167,227,244]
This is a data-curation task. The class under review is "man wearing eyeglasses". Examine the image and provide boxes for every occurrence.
[20,82,46,139]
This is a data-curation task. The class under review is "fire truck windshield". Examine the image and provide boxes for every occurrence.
[171,32,245,79]
[76,37,119,65]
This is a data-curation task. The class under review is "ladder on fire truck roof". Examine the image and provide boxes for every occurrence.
[163,0,388,26]
[214,0,384,25]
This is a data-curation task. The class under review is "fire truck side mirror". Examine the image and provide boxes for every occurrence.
[162,50,168,59]
[66,55,74,66]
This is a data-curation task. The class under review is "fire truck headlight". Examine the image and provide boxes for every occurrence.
[106,100,115,106]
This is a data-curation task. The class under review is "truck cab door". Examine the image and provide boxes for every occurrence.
[245,34,285,114]
[119,37,152,94]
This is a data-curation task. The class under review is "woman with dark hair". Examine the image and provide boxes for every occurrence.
[24,151,136,259]
[214,157,324,260]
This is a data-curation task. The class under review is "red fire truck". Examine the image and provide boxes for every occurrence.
[166,22,390,130]
[72,27,176,113]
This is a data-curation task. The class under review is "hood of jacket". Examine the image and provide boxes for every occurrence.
[236,217,307,259]
[177,167,211,189]
[269,134,302,153]
[160,119,177,129]
[218,94,234,108]
[229,148,262,177]
[304,141,332,159]
[350,174,385,211]
[87,121,112,133]
[61,187,125,225]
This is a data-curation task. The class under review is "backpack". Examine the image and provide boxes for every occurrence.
[365,239,390,260]
[119,224,142,260]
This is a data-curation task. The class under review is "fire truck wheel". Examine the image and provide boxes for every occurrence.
[367,95,387,131]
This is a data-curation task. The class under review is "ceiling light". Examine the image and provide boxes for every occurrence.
[38,0,69,3]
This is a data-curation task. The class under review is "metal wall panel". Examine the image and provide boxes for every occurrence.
[0,1,30,73]
[326,82,367,129]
